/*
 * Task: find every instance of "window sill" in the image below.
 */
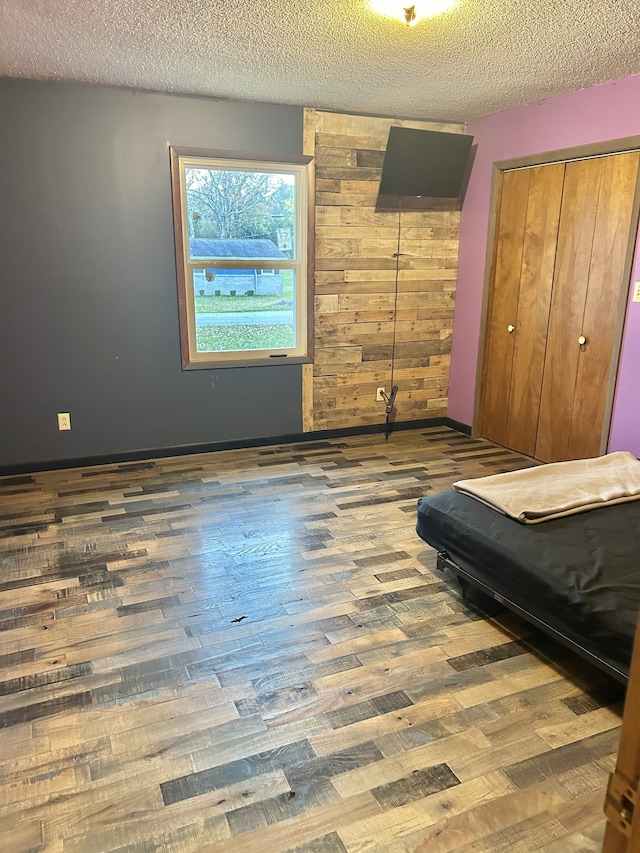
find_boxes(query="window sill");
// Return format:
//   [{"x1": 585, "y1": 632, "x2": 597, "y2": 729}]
[{"x1": 182, "y1": 355, "x2": 313, "y2": 370}]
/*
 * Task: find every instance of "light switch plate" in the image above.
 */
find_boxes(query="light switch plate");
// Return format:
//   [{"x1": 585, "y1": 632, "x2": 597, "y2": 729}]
[{"x1": 634, "y1": 282, "x2": 640, "y2": 303}]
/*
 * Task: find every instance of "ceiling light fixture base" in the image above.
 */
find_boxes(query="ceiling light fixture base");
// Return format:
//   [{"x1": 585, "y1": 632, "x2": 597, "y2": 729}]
[
  {"x1": 403, "y1": 5, "x2": 417, "y2": 25},
  {"x1": 370, "y1": 0, "x2": 456, "y2": 26}
]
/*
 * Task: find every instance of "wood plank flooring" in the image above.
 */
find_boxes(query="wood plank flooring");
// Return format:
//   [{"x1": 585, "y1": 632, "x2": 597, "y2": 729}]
[{"x1": 0, "y1": 427, "x2": 623, "y2": 852}]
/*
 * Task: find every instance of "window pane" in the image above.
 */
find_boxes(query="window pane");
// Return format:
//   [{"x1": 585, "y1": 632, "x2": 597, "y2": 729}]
[
  {"x1": 171, "y1": 148, "x2": 309, "y2": 367},
  {"x1": 192, "y1": 269, "x2": 296, "y2": 353},
  {"x1": 185, "y1": 167, "x2": 296, "y2": 261}
]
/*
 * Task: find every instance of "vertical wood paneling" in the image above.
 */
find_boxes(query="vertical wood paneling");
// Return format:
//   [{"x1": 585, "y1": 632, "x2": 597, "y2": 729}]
[
  {"x1": 309, "y1": 110, "x2": 466, "y2": 431},
  {"x1": 603, "y1": 614, "x2": 640, "y2": 852},
  {"x1": 506, "y1": 163, "x2": 564, "y2": 457},
  {"x1": 535, "y1": 158, "x2": 603, "y2": 462},
  {"x1": 479, "y1": 169, "x2": 531, "y2": 448},
  {"x1": 481, "y1": 150, "x2": 640, "y2": 464},
  {"x1": 568, "y1": 151, "x2": 640, "y2": 459}
]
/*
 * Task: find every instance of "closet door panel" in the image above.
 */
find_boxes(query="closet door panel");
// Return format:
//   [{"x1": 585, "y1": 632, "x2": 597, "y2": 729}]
[
  {"x1": 568, "y1": 151, "x2": 640, "y2": 459},
  {"x1": 505, "y1": 163, "x2": 564, "y2": 457},
  {"x1": 480, "y1": 168, "x2": 531, "y2": 448},
  {"x1": 535, "y1": 158, "x2": 603, "y2": 463}
]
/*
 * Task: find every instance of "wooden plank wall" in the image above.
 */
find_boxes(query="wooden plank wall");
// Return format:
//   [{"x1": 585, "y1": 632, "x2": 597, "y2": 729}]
[{"x1": 304, "y1": 109, "x2": 466, "y2": 432}]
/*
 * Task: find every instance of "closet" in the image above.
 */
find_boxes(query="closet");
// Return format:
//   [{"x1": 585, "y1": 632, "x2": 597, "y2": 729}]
[{"x1": 478, "y1": 149, "x2": 640, "y2": 463}]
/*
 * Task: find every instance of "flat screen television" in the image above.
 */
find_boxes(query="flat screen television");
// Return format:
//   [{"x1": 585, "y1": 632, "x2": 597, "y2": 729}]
[{"x1": 377, "y1": 126, "x2": 474, "y2": 209}]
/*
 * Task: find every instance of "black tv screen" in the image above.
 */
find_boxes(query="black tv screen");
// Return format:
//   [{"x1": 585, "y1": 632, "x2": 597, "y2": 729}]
[{"x1": 378, "y1": 126, "x2": 474, "y2": 200}]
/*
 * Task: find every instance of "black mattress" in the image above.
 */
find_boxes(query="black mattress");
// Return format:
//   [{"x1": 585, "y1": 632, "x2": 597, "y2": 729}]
[{"x1": 416, "y1": 490, "x2": 640, "y2": 679}]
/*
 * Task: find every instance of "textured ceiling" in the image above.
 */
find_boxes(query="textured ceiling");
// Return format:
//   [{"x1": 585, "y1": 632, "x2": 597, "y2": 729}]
[{"x1": 1, "y1": 0, "x2": 640, "y2": 121}]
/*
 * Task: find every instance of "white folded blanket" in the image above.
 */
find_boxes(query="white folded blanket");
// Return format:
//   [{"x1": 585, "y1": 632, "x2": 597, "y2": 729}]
[{"x1": 453, "y1": 451, "x2": 640, "y2": 524}]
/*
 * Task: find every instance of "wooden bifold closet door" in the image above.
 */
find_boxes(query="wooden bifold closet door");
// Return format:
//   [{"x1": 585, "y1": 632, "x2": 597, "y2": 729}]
[{"x1": 479, "y1": 150, "x2": 640, "y2": 463}]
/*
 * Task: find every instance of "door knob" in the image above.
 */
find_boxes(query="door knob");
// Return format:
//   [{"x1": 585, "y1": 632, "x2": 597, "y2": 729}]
[
  {"x1": 507, "y1": 324, "x2": 515, "y2": 333},
  {"x1": 578, "y1": 335, "x2": 586, "y2": 346}
]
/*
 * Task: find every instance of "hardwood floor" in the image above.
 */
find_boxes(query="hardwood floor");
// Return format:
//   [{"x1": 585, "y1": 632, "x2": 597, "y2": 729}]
[{"x1": 0, "y1": 427, "x2": 623, "y2": 852}]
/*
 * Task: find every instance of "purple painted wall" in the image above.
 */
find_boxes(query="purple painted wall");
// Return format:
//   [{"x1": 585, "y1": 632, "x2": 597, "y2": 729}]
[{"x1": 449, "y1": 73, "x2": 640, "y2": 455}]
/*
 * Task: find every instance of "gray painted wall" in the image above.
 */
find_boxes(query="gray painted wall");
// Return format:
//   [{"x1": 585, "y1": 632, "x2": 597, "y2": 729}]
[{"x1": 0, "y1": 79, "x2": 305, "y2": 470}]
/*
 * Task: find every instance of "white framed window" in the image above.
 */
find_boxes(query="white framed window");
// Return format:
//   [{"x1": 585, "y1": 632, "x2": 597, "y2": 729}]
[{"x1": 170, "y1": 147, "x2": 312, "y2": 369}]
